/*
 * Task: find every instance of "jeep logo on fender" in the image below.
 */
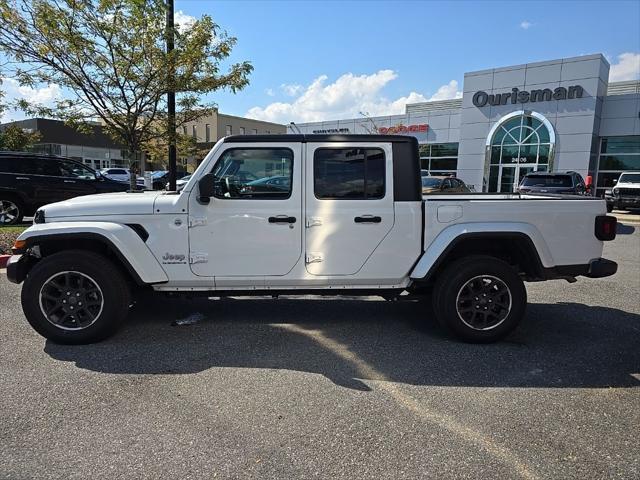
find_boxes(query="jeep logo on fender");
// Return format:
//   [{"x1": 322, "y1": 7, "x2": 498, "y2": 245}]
[
  {"x1": 162, "y1": 253, "x2": 186, "y2": 264},
  {"x1": 472, "y1": 85, "x2": 584, "y2": 107}
]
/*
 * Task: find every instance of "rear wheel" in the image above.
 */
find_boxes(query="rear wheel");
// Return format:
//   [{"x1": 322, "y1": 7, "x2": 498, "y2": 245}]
[
  {"x1": 21, "y1": 250, "x2": 131, "y2": 344},
  {"x1": 433, "y1": 255, "x2": 526, "y2": 343},
  {"x1": 0, "y1": 198, "x2": 24, "y2": 225}
]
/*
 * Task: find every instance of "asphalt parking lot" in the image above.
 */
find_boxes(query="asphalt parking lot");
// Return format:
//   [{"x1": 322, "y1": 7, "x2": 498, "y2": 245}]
[{"x1": 1, "y1": 225, "x2": 639, "y2": 479}]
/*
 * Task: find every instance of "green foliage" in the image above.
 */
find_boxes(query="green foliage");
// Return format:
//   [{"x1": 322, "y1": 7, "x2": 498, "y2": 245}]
[
  {"x1": 0, "y1": 124, "x2": 41, "y2": 151},
  {"x1": 0, "y1": 0, "x2": 252, "y2": 160},
  {"x1": 145, "y1": 133, "x2": 198, "y2": 168}
]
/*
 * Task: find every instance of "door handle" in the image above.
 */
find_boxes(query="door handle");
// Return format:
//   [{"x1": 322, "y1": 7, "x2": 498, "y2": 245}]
[
  {"x1": 354, "y1": 215, "x2": 382, "y2": 223},
  {"x1": 15, "y1": 176, "x2": 30, "y2": 180},
  {"x1": 268, "y1": 215, "x2": 296, "y2": 224},
  {"x1": 64, "y1": 180, "x2": 76, "y2": 183}
]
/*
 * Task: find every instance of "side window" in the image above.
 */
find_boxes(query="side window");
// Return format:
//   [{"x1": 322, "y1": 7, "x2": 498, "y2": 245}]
[
  {"x1": 442, "y1": 179, "x2": 452, "y2": 190},
  {"x1": 210, "y1": 148, "x2": 293, "y2": 199},
  {"x1": 0, "y1": 158, "x2": 17, "y2": 173},
  {"x1": 34, "y1": 159, "x2": 62, "y2": 177},
  {"x1": 59, "y1": 160, "x2": 96, "y2": 180},
  {"x1": 314, "y1": 148, "x2": 385, "y2": 200}
]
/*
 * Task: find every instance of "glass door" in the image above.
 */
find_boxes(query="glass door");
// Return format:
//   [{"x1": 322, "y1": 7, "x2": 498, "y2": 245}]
[
  {"x1": 498, "y1": 165, "x2": 543, "y2": 192},
  {"x1": 498, "y1": 165, "x2": 517, "y2": 192}
]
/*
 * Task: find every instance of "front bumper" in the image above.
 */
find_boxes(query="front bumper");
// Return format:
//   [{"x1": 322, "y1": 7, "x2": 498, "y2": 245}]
[
  {"x1": 613, "y1": 196, "x2": 640, "y2": 208},
  {"x1": 6, "y1": 255, "x2": 31, "y2": 284}
]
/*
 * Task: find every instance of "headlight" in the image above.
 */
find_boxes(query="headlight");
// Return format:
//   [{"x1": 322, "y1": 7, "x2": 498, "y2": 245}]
[{"x1": 33, "y1": 209, "x2": 46, "y2": 224}]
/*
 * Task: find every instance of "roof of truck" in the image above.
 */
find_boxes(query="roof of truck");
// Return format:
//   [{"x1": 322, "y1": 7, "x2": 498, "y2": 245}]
[{"x1": 223, "y1": 134, "x2": 419, "y2": 144}]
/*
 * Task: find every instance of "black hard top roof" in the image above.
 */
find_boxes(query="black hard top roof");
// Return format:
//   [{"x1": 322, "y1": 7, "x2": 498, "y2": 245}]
[{"x1": 223, "y1": 134, "x2": 419, "y2": 144}]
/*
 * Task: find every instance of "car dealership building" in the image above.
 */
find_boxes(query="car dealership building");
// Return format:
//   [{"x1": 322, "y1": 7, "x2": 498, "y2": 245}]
[{"x1": 288, "y1": 54, "x2": 640, "y2": 195}]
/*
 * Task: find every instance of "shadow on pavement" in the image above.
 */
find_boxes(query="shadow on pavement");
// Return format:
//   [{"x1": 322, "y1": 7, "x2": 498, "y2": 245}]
[
  {"x1": 44, "y1": 295, "x2": 640, "y2": 390},
  {"x1": 616, "y1": 223, "x2": 636, "y2": 235}
]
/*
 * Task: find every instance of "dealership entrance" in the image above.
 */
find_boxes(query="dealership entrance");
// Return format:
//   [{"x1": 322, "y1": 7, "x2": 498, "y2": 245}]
[{"x1": 486, "y1": 111, "x2": 555, "y2": 192}]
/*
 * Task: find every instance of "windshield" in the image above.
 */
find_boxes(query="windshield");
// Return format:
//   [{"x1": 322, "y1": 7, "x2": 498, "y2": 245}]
[
  {"x1": 422, "y1": 177, "x2": 442, "y2": 187},
  {"x1": 521, "y1": 175, "x2": 572, "y2": 187},
  {"x1": 618, "y1": 173, "x2": 640, "y2": 184},
  {"x1": 152, "y1": 171, "x2": 167, "y2": 179}
]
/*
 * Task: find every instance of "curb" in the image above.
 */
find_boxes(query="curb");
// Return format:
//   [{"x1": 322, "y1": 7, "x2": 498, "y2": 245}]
[{"x1": 0, "y1": 255, "x2": 10, "y2": 269}]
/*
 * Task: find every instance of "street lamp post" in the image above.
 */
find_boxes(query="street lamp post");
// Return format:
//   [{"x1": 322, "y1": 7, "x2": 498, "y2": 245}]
[{"x1": 166, "y1": 0, "x2": 177, "y2": 191}]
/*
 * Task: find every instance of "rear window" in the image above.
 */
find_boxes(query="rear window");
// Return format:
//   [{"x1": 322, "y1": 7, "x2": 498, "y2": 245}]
[
  {"x1": 314, "y1": 148, "x2": 385, "y2": 200},
  {"x1": 521, "y1": 175, "x2": 572, "y2": 187}
]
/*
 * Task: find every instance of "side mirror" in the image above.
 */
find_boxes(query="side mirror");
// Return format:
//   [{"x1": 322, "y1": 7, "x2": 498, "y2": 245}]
[
  {"x1": 198, "y1": 173, "x2": 216, "y2": 203},
  {"x1": 613, "y1": 179, "x2": 618, "y2": 184}
]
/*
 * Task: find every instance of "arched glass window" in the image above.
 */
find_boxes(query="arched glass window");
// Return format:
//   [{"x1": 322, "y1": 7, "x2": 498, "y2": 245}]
[{"x1": 485, "y1": 111, "x2": 555, "y2": 192}]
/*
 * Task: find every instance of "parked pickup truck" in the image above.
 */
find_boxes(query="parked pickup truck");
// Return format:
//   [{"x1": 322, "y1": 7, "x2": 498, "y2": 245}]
[{"x1": 7, "y1": 135, "x2": 618, "y2": 344}]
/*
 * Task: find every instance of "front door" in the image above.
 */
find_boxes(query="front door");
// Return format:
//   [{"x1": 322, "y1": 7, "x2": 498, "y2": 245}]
[
  {"x1": 305, "y1": 143, "x2": 394, "y2": 276},
  {"x1": 188, "y1": 143, "x2": 303, "y2": 277}
]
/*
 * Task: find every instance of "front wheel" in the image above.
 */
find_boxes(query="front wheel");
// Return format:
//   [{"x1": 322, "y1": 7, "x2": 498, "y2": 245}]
[
  {"x1": 433, "y1": 255, "x2": 526, "y2": 343},
  {"x1": 21, "y1": 250, "x2": 131, "y2": 344}
]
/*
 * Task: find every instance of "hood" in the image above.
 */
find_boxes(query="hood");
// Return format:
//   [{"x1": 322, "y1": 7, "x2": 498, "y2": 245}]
[
  {"x1": 41, "y1": 191, "x2": 164, "y2": 219},
  {"x1": 614, "y1": 183, "x2": 640, "y2": 189}
]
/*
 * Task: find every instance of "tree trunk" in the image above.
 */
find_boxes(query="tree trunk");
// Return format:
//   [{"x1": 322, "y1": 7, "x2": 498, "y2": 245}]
[{"x1": 128, "y1": 150, "x2": 137, "y2": 191}]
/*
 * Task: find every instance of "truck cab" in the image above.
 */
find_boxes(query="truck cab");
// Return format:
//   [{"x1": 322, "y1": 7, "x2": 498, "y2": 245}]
[{"x1": 7, "y1": 135, "x2": 618, "y2": 345}]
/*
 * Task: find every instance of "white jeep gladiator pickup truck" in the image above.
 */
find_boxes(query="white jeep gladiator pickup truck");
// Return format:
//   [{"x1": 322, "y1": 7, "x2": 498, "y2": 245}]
[{"x1": 7, "y1": 134, "x2": 618, "y2": 344}]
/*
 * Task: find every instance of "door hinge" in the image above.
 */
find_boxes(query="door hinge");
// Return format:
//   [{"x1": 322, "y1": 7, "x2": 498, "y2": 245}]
[
  {"x1": 189, "y1": 253, "x2": 209, "y2": 264},
  {"x1": 306, "y1": 216, "x2": 323, "y2": 228},
  {"x1": 189, "y1": 217, "x2": 207, "y2": 228},
  {"x1": 305, "y1": 252, "x2": 323, "y2": 264}
]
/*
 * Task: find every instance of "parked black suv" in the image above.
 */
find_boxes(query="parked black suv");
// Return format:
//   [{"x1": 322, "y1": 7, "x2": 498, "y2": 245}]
[
  {"x1": 517, "y1": 171, "x2": 589, "y2": 195},
  {"x1": 0, "y1": 152, "x2": 129, "y2": 225}
]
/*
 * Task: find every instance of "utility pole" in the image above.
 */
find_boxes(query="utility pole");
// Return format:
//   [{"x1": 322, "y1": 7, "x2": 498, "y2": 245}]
[{"x1": 166, "y1": 0, "x2": 177, "y2": 190}]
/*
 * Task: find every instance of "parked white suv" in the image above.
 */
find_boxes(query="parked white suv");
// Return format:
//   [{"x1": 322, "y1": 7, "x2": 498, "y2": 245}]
[
  {"x1": 7, "y1": 135, "x2": 617, "y2": 344},
  {"x1": 604, "y1": 171, "x2": 640, "y2": 212}
]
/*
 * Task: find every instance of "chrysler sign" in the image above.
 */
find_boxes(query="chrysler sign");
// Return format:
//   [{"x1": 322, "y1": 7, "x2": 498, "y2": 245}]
[{"x1": 472, "y1": 85, "x2": 584, "y2": 107}]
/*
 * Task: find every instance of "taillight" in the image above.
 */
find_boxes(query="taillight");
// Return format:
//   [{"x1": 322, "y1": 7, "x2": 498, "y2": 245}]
[{"x1": 595, "y1": 215, "x2": 617, "y2": 241}]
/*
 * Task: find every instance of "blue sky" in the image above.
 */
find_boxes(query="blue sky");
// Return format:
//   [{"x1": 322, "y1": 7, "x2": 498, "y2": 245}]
[{"x1": 2, "y1": 0, "x2": 640, "y2": 124}]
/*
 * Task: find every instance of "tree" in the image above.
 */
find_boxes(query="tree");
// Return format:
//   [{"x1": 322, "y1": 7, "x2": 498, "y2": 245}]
[
  {"x1": 0, "y1": 124, "x2": 41, "y2": 151},
  {"x1": 0, "y1": 0, "x2": 252, "y2": 188},
  {"x1": 144, "y1": 132, "x2": 198, "y2": 171}
]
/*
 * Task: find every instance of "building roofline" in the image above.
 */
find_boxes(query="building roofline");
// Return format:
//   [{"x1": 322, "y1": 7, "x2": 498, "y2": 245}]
[{"x1": 217, "y1": 112, "x2": 287, "y2": 127}]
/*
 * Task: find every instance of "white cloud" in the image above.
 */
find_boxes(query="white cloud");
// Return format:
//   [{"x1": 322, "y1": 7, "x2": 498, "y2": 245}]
[
  {"x1": 265, "y1": 88, "x2": 275, "y2": 97},
  {"x1": 280, "y1": 83, "x2": 303, "y2": 96},
  {"x1": 247, "y1": 70, "x2": 460, "y2": 123},
  {"x1": 609, "y1": 52, "x2": 640, "y2": 82},
  {"x1": 520, "y1": 20, "x2": 532, "y2": 29},
  {"x1": 1, "y1": 77, "x2": 63, "y2": 123},
  {"x1": 174, "y1": 10, "x2": 196, "y2": 33},
  {"x1": 428, "y1": 80, "x2": 462, "y2": 101}
]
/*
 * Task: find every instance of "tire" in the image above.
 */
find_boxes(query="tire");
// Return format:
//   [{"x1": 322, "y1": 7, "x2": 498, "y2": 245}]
[
  {"x1": 0, "y1": 197, "x2": 24, "y2": 225},
  {"x1": 606, "y1": 204, "x2": 613, "y2": 213},
  {"x1": 432, "y1": 255, "x2": 526, "y2": 343},
  {"x1": 21, "y1": 250, "x2": 131, "y2": 344}
]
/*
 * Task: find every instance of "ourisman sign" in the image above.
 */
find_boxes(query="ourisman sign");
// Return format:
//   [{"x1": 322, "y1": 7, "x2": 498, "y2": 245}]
[{"x1": 472, "y1": 85, "x2": 584, "y2": 107}]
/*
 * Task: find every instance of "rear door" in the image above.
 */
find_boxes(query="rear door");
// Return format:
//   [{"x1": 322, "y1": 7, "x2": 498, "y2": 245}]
[{"x1": 305, "y1": 142, "x2": 394, "y2": 276}]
